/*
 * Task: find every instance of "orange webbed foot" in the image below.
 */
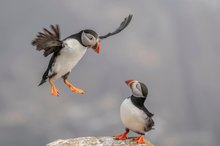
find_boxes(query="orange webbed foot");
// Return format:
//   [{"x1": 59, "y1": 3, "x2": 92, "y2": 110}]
[
  {"x1": 114, "y1": 134, "x2": 128, "y2": 140},
  {"x1": 51, "y1": 86, "x2": 59, "y2": 96},
  {"x1": 69, "y1": 86, "x2": 85, "y2": 94},
  {"x1": 133, "y1": 135, "x2": 145, "y2": 144},
  {"x1": 114, "y1": 131, "x2": 129, "y2": 140},
  {"x1": 49, "y1": 79, "x2": 59, "y2": 96},
  {"x1": 64, "y1": 80, "x2": 85, "y2": 94}
]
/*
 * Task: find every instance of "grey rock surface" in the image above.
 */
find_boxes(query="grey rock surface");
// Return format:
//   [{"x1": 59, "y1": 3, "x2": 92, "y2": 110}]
[{"x1": 46, "y1": 136, "x2": 154, "y2": 146}]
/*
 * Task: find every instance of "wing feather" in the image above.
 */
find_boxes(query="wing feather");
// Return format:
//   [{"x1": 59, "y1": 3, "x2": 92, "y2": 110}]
[
  {"x1": 99, "y1": 14, "x2": 133, "y2": 39},
  {"x1": 32, "y1": 24, "x2": 62, "y2": 57}
]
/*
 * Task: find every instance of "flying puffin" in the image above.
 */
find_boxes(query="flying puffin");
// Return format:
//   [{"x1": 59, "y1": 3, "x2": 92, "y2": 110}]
[
  {"x1": 114, "y1": 80, "x2": 154, "y2": 144},
  {"x1": 32, "y1": 15, "x2": 132, "y2": 96}
]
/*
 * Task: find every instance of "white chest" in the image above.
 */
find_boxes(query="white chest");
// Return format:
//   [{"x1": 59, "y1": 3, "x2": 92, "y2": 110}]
[
  {"x1": 51, "y1": 39, "x2": 87, "y2": 79},
  {"x1": 120, "y1": 98, "x2": 147, "y2": 134}
]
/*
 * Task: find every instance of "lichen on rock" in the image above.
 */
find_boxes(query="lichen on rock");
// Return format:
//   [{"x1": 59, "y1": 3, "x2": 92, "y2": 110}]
[{"x1": 46, "y1": 136, "x2": 154, "y2": 146}]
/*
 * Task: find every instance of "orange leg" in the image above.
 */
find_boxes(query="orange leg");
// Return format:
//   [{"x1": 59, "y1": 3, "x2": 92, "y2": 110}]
[
  {"x1": 114, "y1": 130, "x2": 129, "y2": 140},
  {"x1": 64, "y1": 79, "x2": 85, "y2": 94},
  {"x1": 133, "y1": 135, "x2": 145, "y2": 144},
  {"x1": 49, "y1": 79, "x2": 59, "y2": 96}
]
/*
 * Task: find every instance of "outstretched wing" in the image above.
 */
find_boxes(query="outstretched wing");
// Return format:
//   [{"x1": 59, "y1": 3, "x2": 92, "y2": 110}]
[
  {"x1": 99, "y1": 14, "x2": 133, "y2": 39},
  {"x1": 32, "y1": 25, "x2": 62, "y2": 57}
]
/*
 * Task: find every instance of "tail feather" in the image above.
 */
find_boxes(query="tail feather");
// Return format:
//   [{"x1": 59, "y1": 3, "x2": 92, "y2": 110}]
[
  {"x1": 38, "y1": 77, "x2": 47, "y2": 86},
  {"x1": 38, "y1": 71, "x2": 49, "y2": 86}
]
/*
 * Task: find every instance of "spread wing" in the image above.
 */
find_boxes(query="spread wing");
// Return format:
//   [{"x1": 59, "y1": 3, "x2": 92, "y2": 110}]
[
  {"x1": 32, "y1": 25, "x2": 62, "y2": 57},
  {"x1": 99, "y1": 14, "x2": 133, "y2": 39}
]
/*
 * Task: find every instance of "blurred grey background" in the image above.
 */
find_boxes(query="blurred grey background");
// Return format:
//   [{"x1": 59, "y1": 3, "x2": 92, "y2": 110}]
[{"x1": 0, "y1": 0, "x2": 220, "y2": 146}]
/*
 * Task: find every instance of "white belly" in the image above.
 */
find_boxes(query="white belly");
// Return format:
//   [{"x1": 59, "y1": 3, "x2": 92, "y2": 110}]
[
  {"x1": 120, "y1": 98, "x2": 147, "y2": 134},
  {"x1": 51, "y1": 39, "x2": 87, "y2": 79}
]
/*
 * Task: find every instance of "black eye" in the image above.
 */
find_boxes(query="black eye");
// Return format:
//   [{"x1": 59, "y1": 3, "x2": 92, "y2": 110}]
[{"x1": 89, "y1": 37, "x2": 93, "y2": 40}]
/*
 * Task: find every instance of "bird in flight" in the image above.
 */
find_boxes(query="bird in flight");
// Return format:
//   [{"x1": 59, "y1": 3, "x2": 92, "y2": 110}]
[{"x1": 32, "y1": 15, "x2": 133, "y2": 96}]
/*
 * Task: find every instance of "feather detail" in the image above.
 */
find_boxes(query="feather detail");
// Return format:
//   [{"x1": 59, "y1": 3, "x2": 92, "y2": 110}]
[
  {"x1": 32, "y1": 25, "x2": 62, "y2": 57},
  {"x1": 99, "y1": 14, "x2": 133, "y2": 39}
]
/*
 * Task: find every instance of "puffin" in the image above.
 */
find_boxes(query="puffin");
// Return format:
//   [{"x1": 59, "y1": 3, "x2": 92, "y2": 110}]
[
  {"x1": 114, "y1": 80, "x2": 154, "y2": 144},
  {"x1": 32, "y1": 15, "x2": 132, "y2": 96}
]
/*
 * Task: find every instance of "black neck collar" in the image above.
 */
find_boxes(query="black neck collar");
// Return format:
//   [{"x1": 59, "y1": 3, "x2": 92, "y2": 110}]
[{"x1": 130, "y1": 95, "x2": 146, "y2": 108}]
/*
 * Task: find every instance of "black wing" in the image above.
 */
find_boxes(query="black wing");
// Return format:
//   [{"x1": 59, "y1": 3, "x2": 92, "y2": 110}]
[
  {"x1": 99, "y1": 14, "x2": 133, "y2": 39},
  {"x1": 142, "y1": 106, "x2": 154, "y2": 117},
  {"x1": 32, "y1": 25, "x2": 62, "y2": 57}
]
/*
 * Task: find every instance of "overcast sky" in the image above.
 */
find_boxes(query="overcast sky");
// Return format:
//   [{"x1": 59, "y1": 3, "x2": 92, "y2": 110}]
[{"x1": 0, "y1": 0, "x2": 220, "y2": 146}]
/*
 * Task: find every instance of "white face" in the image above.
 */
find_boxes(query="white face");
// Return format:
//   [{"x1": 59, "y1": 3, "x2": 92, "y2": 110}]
[
  {"x1": 81, "y1": 31, "x2": 97, "y2": 48},
  {"x1": 130, "y1": 81, "x2": 144, "y2": 97}
]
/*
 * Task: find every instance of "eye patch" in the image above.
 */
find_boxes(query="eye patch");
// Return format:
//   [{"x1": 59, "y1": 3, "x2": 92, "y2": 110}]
[{"x1": 136, "y1": 83, "x2": 142, "y2": 93}]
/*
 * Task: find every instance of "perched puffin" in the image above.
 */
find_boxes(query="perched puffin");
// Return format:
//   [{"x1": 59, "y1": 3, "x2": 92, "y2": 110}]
[
  {"x1": 114, "y1": 80, "x2": 154, "y2": 144},
  {"x1": 32, "y1": 15, "x2": 132, "y2": 96}
]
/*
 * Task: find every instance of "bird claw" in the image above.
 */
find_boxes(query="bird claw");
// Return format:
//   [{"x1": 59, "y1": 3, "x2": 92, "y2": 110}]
[
  {"x1": 64, "y1": 80, "x2": 85, "y2": 94},
  {"x1": 114, "y1": 134, "x2": 128, "y2": 140},
  {"x1": 51, "y1": 86, "x2": 59, "y2": 96},
  {"x1": 133, "y1": 136, "x2": 145, "y2": 144},
  {"x1": 70, "y1": 87, "x2": 85, "y2": 94}
]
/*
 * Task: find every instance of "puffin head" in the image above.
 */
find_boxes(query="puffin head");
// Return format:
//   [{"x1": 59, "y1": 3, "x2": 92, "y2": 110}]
[
  {"x1": 81, "y1": 29, "x2": 101, "y2": 54},
  {"x1": 125, "y1": 80, "x2": 148, "y2": 98}
]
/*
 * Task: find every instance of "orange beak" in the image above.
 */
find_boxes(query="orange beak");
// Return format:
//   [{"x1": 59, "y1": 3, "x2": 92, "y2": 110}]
[
  {"x1": 95, "y1": 40, "x2": 101, "y2": 54},
  {"x1": 125, "y1": 80, "x2": 136, "y2": 88}
]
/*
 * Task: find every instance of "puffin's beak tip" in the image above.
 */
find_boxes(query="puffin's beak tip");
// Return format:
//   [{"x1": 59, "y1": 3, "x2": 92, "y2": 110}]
[{"x1": 95, "y1": 41, "x2": 101, "y2": 54}]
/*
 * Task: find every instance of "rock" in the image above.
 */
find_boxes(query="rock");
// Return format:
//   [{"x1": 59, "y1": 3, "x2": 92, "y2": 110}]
[{"x1": 46, "y1": 136, "x2": 154, "y2": 146}]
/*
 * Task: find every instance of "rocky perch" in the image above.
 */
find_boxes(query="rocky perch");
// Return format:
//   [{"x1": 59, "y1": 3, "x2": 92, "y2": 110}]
[{"x1": 47, "y1": 136, "x2": 154, "y2": 146}]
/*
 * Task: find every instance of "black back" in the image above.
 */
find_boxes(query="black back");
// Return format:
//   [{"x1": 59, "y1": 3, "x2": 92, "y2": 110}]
[{"x1": 130, "y1": 95, "x2": 154, "y2": 117}]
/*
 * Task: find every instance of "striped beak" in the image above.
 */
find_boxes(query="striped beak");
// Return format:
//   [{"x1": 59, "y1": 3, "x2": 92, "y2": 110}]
[
  {"x1": 92, "y1": 40, "x2": 101, "y2": 54},
  {"x1": 125, "y1": 80, "x2": 136, "y2": 88}
]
